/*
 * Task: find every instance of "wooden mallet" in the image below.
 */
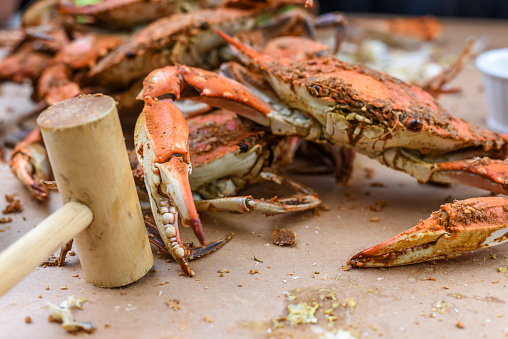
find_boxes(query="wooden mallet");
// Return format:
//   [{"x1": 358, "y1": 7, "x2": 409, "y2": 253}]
[{"x1": 0, "y1": 94, "x2": 153, "y2": 296}]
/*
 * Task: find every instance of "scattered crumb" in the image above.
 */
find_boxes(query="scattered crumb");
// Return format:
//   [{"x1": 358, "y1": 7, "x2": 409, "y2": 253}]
[
  {"x1": 370, "y1": 182, "x2": 385, "y2": 187},
  {"x1": 250, "y1": 269, "x2": 260, "y2": 275},
  {"x1": 3, "y1": 194, "x2": 22, "y2": 214},
  {"x1": 60, "y1": 286, "x2": 68, "y2": 290},
  {"x1": 218, "y1": 268, "x2": 229, "y2": 275},
  {"x1": 368, "y1": 217, "x2": 380, "y2": 222},
  {"x1": 25, "y1": 316, "x2": 32, "y2": 324},
  {"x1": 204, "y1": 316, "x2": 213, "y2": 323},
  {"x1": 443, "y1": 285, "x2": 450, "y2": 289},
  {"x1": 166, "y1": 298, "x2": 181, "y2": 311},
  {"x1": 364, "y1": 168, "x2": 375, "y2": 179},
  {"x1": 45, "y1": 285, "x2": 49, "y2": 290},
  {"x1": 456, "y1": 320, "x2": 465, "y2": 329},
  {"x1": 0, "y1": 217, "x2": 12, "y2": 223},
  {"x1": 253, "y1": 255, "x2": 263, "y2": 262},
  {"x1": 273, "y1": 229, "x2": 296, "y2": 246},
  {"x1": 345, "y1": 192, "x2": 356, "y2": 201},
  {"x1": 368, "y1": 200, "x2": 386, "y2": 212},
  {"x1": 318, "y1": 204, "x2": 330, "y2": 211},
  {"x1": 105, "y1": 323, "x2": 111, "y2": 328},
  {"x1": 238, "y1": 284, "x2": 243, "y2": 287}
]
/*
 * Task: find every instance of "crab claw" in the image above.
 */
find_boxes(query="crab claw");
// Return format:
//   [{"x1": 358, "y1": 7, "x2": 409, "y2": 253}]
[
  {"x1": 135, "y1": 97, "x2": 205, "y2": 276},
  {"x1": 349, "y1": 197, "x2": 508, "y2": 267},
  {"x1": 9, "y1": 128, "x2": 51, "y2": 201}
]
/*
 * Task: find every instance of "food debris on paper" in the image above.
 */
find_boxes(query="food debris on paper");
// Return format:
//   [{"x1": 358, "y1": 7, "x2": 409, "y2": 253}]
[
  {"x1": 3, "y1": 194, "x2": 22, "y2": 214},
  {"x1": 47, "y1": 296, "x2": 94, "y2": 333},
  {"x1": 286, "y1": 302, "x2": 319, "y2": 325},
  {"x1": 273, "y1": 229, "x2": 296, "y2": 246},
  {"x1": 166, "y1": 298, "x2": 182, "y2": 311}
]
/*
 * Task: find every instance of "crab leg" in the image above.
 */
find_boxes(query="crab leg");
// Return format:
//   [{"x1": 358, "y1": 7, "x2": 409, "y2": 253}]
[
  {"x1": 135, "y1": 97, "x2": 205, "y2": 276},
  {"x1": 348, "y1": 197, "x2": 508, "y2": 267},
  {"x1": 140, "y1": 64, "x2": 275, "y2": 127},
  {"x1": 381, "y1": 149, "x2": 508, "y2": 195},
  {"x1": 195, "y1": 194, "x2": 321, "y2": 214}
]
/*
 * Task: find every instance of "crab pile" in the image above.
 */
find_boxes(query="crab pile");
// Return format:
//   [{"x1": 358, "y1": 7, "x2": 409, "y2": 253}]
[{"x1": 2, "y1": 0, "x2": 507, "y2": 276}]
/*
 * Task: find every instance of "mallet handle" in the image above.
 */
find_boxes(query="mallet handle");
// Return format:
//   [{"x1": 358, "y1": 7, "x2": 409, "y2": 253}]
[{"x1": 0, "y1": 202, "x2": 93, "y2": 296}]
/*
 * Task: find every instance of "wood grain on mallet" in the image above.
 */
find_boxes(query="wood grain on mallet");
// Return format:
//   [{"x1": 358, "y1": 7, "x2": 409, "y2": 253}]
[
  {"x1": 0, "y1": 202, "x2": 92, "y2": 296},
  {"x1": 38, "y1": 94, "x2": 153, "y2": 287}
]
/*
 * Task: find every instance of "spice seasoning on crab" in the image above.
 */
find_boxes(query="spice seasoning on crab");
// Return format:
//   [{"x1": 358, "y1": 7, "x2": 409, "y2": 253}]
[
  {"x1": 348, "y1": 197, "x2": 508, "y2": 267},
  {"x1": 134, "y1": 31, "x2": 508, "y2": 268},
  {"x1": 135, "y1": 64, "x2": 323, "y2": 274},
  {"x1": 187, "y1": 110, "x2": 321, "y2": 214},
  {"x1": 215, "y1": 31, "x2": 508, "y2": 194}
]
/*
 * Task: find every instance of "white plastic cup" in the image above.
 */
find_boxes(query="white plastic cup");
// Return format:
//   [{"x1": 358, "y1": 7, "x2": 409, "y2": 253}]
[{"x1": 476, "y1": 48, "x2": 508, "y2": 134}]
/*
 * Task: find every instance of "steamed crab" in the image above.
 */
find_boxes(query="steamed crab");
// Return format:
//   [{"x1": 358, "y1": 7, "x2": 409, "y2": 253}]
[
  {"x1": 6, "y1": 0, "x2": 327, "y2": 201},
  {"x1": 135, "y1": 31, "x2": 508, "y2": 274}
]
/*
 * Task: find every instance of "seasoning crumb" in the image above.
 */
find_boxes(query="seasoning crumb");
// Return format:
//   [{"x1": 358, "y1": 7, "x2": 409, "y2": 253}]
[
  {"x1": 444, "y1": 285, "x2": 450, "y2": 289},
  {"x1": 0, "y1": 217, "x2": 12, "y2": 223},
  {"x1": 369, "y1": 217, "x2": 380, "y2": 222},
  {"x1": 238, "y1": 284, "x2": 243, "y2": 287},
  {"x1": 250, "y1": 269, "x2": 260, "y2": 275},
  {"x1": 60, "y1": 286, "x2": 68, "y2": 290},
  {"x1": 368, "y1": 200, "x2": 386, "y2": 212},
  {"x1": 38, "y1": 295, "x2": 43, "y2": 298},
  {"x1": 319, "y1": 204, "x2": 330, "y2": 211},
  {"x1": 166, "y1": 298, "x2": 181, "y2": 311},
  {"x1": 204, "y1": 316, "x2": 213, "y2": 323},
  {"x1": 273, "y1": 229, "x2": 296, "y2": 246},
  {"x1": 456, "y1": 320, "x2": 465, "y2": 329},
  {"x1": 105, "y1": 323, "x2": 111, "y2": 328},
  {"x1": 25, "y1": 316, "x2": 32, "y2": 324},
  {"x1": 3, "y1": 194, "x2": 22, "y2": 214},
  {"x1": 45, "y1": 285, "x2": 49, "y2": 290}
]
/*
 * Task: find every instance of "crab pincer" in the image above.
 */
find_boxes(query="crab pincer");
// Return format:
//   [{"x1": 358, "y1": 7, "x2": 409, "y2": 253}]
[
  {"x1": 135, "y1": 96, "x2": 205, "y2": 276},
  {"x1": 348, "y1": 197, "x2": 508, "y2": 267},
  {"x1": 136, "y1": 64, "x2": 286, "y2": 275}
]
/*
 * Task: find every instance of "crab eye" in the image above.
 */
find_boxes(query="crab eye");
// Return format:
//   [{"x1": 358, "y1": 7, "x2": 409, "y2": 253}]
[
  {"x1": 238, "y1": 141, "x2": 249, "y2": 152},
  {"x1": 125, "y1": 50, "x2": 135, "y2": 59},
  {"x1": 239, "y1": 143, "x2": 249, "y2": 152},
  {"x1": 407, "y1": 119, "x2": 423, "y2": 132}
]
